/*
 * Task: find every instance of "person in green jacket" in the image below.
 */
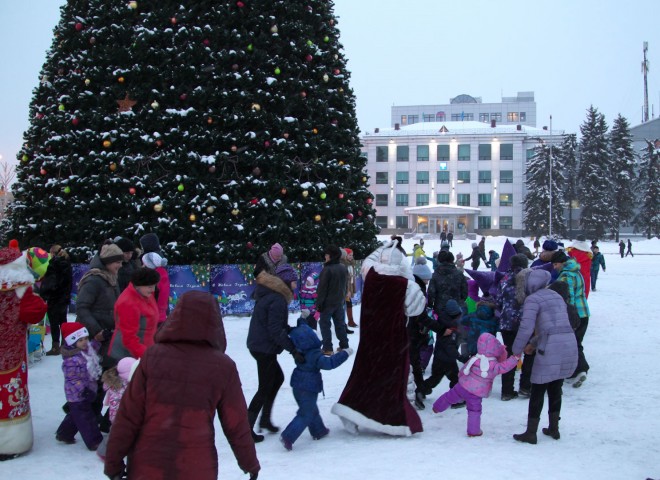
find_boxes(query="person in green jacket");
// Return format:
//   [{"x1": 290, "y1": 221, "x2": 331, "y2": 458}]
[{"x1": 590, "y1": 246, "x2": 606, "y2": 291}]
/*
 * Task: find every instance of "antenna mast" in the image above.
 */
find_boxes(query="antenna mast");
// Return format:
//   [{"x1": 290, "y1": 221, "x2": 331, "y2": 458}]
[{"x1": 643, "y1": 42, "x2": 650, "y2": 123}]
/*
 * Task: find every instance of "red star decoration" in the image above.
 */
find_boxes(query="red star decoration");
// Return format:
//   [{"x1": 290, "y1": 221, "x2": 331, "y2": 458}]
[{"x1": 117, "y1": 93, "x2": 137, "y2": 112}]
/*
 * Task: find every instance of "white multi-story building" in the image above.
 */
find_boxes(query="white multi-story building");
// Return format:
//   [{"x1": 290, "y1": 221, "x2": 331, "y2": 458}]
[
  {"x1": 391, "y1": 91, "x2": 537, "y2": 128},
  {"x1": 361, "y1": 120, "x2": 563, "y2": 237}
]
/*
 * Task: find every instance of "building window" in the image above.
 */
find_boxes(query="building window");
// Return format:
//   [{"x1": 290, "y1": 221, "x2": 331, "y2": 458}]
[
  {"x1": 396, "y1": 194, "x2": 409, "y2": 206},
  {"x1": 396, "y1": 146, "x2": 409, "y2": 162},
  {"x1": 457, "y1": 171, "x2": 471, "y2": 184},
  {"x1": 396, "y1": 171, "x2": 409, "y2": 184},
  {"x1": 437, "y1": 144, "x2": 449, "y2": 161},
  {"x1": 408, "y1": 115, "x2": 419, "y2": 124},
  {"x1": 396, "y1": 216, "x2": 408, "y2": 229},
  {"x1": 417, "y1": 171, "x2": 430, "y2": 184},
  {"x1": 376, "y1": 146, "x2": 388, "y2": 162},
  {"x1": 375, "y1": 194, "x2": 388, "y2": 206},
  {"x1": 401, "y1": 115, "x2": 407, "y2": 126},
  {"x1": 478, "y1": 216, "x2": 491, "y2": 229},
  {"x1": 526, "y1": 148, "x2": 535, "y2": 161},
  {"x1": 500, "y1": 216, "x2": 513, "y2": 229},
  {"x1": 500, "y1": 143, "x2": 513, "y2": 160},
  {"x1": 500, "y1": 193, "x2": 513, "y2": 206},
  {"x1": 507, "y1": 112, "x2": 519, "y2": 122},
  {"x1": 479, "y1": 113, "x2": 490, "y2": 122},
  {"x1": 451, "y1": 113, "x2": 474, "y2": 121},
  {"x1": 416, "y1": 194, "x2": 429, "y2": 206},
  {"x1": 376, "y1": 172, "x2": 388, "y2": 184},
  {"x1": 436, "y1": 112, "x2": 446, "y2": 121},
  {"x1": 376, "y1": 216, "x2": 388, "y2": 229},
  {"x1": 478, "y1": 193, "x2": 491, "y2": 206},
  {"x1": 491, "y1": 112, "x2": 502, "y2": 122},
  {"x1": 457, "y1": 194, "x2": 471, "y2": 206},
  {"x1": 417, "y1": 145, "x2": 429, "y2": 161},
  {"x1": 478, "y1": 171, "x2": 492, "y2": 183},
  {"x1": 437, "y1": 193, "x2": 449, "y2": 204},
  {"x1": 478, "y1": 144, "x2": 491, "y2": 160},
  {"x1": 500, "y1": 170, "x2": 513, "y2": 183},
  {"x1": 520, "y1": 112, "x2": 526, "y2": 122},
  {"x1": 437, "y1": 170, "x2": 449, "y2": 184},
  {"x1": 458, "y1": 144, "x2": 471, "y2": 161},
  {"x1": 423, "y1": 114, "x2": 435, "y2": 122}
]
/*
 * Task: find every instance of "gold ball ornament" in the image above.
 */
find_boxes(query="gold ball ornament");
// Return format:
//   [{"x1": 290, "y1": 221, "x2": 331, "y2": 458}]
[
  {"x1": 118, "y1": 76, "x2": 125, "y2": 83},
  {"x1": 207, "y1": 117, "x2": 213, "y2": 124},
  {"x1": 270, "y1": 25, "x2": 278, "y2": 33},
  {"x1": 109, "y1": 162, "x2": 117, "y2": 171},
  {"x1": 231, "y1": 208, "x2": 240, "y2": 216},
  {"x1": 154, "y1": 203, "x2": 163, "y2": 212},
  {"x1": 103, "y1": 140, "x2": 112, "y2": 148},
  {"x1": 84, "y1": 78, "x2": 91, "y2": 86},
  {"x1": 312, "y1": 128, "x2": 318, "y2": 134},
  {"x1": 189, "y1": 214, "x2": 196, "y2": 222},
  {"x1": 251, "y1": 103, "x2": 261, "y2": 111},
  {"x1": 302, "y1": 190, "x2": 309, "y2": 198},
  {"x1": 314, "y1": 214, "x2": 322, "y2": 222},
  {"x1": 338, "y1": 160, "x2": 344, "y2": 166},
  {"x1": 128, "y1": 1, "x2": 138, "y2": 9},
  {"x1": 362, "y1": 176, "x2": 367, "y2": 182},
  {"x1": 206, "y1": 206, "x2": 215, "y2": 214},
  {"x1": 322, "y1": 74, "x2": 329, "y2": 82},
  {"x1": 151, "y1": 101, "x2": 159, "y2": 109}
]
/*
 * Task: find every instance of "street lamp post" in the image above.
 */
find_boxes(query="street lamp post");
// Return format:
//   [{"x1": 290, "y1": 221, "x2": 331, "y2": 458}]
[{"x1": 549, "y1": 115, "x2": 553, "y2": 238}]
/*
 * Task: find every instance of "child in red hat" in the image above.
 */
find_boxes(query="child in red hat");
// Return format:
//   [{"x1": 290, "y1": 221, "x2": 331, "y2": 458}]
[{"x1": 55, "y1": 322, "x2": 103, "y2": 450}]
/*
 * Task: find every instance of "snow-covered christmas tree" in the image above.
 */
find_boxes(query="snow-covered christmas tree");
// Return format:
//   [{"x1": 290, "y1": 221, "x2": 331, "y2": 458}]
[
  {"x1": 5, "y1": 0, "x2": 379, "y2": 263},
  {"x1": 634, "y1": 139, "x2": 660, "y2": 239},
  {"x1": 608, "y1": 114, "x2": 636, "y2": 241}
]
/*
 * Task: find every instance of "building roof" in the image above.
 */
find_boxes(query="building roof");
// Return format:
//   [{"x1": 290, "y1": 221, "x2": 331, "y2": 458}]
[{"x1": 362, "y1": 121, "x2": 562, "y2": 138}]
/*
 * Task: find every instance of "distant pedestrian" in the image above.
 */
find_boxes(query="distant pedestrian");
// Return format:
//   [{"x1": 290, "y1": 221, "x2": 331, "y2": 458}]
[
  {"x1": 619, "y1": 240, "x2": 625, "y2": 258},
  {"x1": 447, "y1": 231, "x2": 454, "y2": 247},
  {"x1": 625, "y1": 239, "x2": 634, "y2": 257},
  {"x1": 590, "y1": 246, "x2": 606, "y2": 291}
]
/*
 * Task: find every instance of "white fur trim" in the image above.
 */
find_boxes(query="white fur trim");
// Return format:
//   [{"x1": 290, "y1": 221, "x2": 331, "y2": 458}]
[
  {"x1": 0, "y1": 411, "x2": 33, "y2": 456},
  {"x1": 463, "y1": 354, "x2": 496, "y2": 378},
  {"x1": 331, "y1": 402, "x2": 414, "y2": 437},
  {"x1": 0, "y1": 252, "x2": 35, "y2": 288},
  {"x1": 64, "y1": 327, "x2": 89, "y2": 346}
]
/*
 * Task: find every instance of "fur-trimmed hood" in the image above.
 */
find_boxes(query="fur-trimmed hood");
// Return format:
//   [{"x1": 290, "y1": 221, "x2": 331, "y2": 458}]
[
  {"x1": 102, "y1": 366, "x2": 123, "y2": 391},
  {"x1": 516, "y1": 268, "x2": 551, "y2": 304},
  {"x1": 255, "y1": 271, "x2": 294, "y2": 304}
]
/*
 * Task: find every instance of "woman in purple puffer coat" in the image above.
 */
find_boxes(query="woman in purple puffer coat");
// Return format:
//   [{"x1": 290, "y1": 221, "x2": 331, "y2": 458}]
[{"x1": 512, "y1": 269, "x2": 578, "y2": 445}]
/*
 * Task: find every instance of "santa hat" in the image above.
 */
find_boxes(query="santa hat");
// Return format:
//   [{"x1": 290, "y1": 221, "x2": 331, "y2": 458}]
[
  {"x1": 0, "y1": 248, "x2": 35, "y2": 290},
  {"x1": 61, "y1": 322, "x2": 89, "y2": 346},
  {"x1": 343, "y1": 248, "x2": 353, "y2": 256}
]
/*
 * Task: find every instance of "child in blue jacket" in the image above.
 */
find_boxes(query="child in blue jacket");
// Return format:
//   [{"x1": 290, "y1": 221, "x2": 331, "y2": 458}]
[{"x1": 280, "y1": 323, "x2": 352, "y2": 450}]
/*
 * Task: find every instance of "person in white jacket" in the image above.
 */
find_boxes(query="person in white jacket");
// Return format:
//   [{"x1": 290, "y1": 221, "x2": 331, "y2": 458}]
[{"x1": 332, "y1": 237, "x2": 426, "y2": 436}]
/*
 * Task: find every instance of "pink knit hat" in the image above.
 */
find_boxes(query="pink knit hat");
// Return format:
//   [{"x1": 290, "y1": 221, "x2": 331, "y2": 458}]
[{"x1": 269, "y1": 243, "x2": 284, "y2": 262}]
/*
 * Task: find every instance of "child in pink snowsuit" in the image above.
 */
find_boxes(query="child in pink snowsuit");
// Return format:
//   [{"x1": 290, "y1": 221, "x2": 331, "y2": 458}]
[{"x1": 432, "y1": 333, "x2": 519, "y2": 436}]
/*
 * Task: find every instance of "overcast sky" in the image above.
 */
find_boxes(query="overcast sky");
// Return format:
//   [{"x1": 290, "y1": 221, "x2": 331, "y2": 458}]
[{"x1": 1, "y1": 0, "x2": 658, "y2": 167}]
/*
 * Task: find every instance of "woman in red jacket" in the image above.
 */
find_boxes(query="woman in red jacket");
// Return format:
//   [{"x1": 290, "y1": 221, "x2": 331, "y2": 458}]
[
  {"x1": 108, "y1": 268, "x2": 160, "y2": 362},
  {"x1": 104, "y1": 291, "x2": 260, "y2": 480}
]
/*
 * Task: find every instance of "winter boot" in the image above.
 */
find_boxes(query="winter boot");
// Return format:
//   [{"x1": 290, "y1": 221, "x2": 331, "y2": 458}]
[
  {"x1": 46, "y1": 342, "x2": 60, "y2": 356},
  {"x1": 414, "y1": 391, "x2": 425, "y2": 410},
  {"x1": 542, "y1": 412, "x2": 561, "y2": 440},
  {"x1": 346, "y1": 305, "x2": 358, "y2": 328},
  {"x1": 248, "y1": 412, "x2": 264, "y2": 443},
  {"x1": 259, "y1": 417, "x2": 280, "y2": 434},
  {"x1": 513, "y1": 417, "x2": 540, "y2": 444}
]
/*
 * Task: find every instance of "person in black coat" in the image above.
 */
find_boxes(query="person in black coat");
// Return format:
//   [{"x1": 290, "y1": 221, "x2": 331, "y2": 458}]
[
  {"x1": 40, "y1": 245, "x2": 73, "y2": 356},
  {"x1": 316, "y1": 245, "x2": 349, "y2": 353},
  {"x1": 465, "y1": 242, "x2": 487, "y2": 270},
  {"x1": 626, "y1": 239, "x2": 634, "y2": 257},
  {"x1": 447, "y1": 231, "x2": 454, "y2": 247},
  {"x1": 618, "y1": 240, "x2": 625, "y2": 258}
]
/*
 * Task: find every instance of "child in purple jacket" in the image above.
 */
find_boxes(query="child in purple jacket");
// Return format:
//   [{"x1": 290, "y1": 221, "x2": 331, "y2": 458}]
[
  {"x1": 432, "y1": 333, "x2": 519, "y2": 437},
  {"x1": 55, "y1": 322, "x2": 103, "y2": 450}
]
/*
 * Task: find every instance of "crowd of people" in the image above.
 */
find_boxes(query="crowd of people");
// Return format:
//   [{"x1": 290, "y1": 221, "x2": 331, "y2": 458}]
[{"x1": 0, "y1": 231, "x2": 609, "y2": 478}]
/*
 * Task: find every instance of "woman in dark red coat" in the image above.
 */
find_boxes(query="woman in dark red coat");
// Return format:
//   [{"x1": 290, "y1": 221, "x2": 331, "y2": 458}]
[{"x1": 104, "y1": 291, "x2": 260, "y2": 480}]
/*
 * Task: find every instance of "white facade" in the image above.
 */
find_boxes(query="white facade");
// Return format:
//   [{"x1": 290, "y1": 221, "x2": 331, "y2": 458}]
[{"x1": 361, "y1": 121, "x2": 563, "y2": 236}]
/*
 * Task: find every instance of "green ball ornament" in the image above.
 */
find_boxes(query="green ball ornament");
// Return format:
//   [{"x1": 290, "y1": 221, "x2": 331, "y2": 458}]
[
  {"x1": 323, "y1": 36, "x2": 329, "y2": 42},
  {"x1": 21, "y1": 154, "x2": 29, "y2": 162},
  {"x1": 274, "y1": 67, "x2": 281, "y2": 75},
  {"x1": 58, "y1": 104, "x2": 66, "y2": 111},
  {"x1": 247, "y1": 44, "x2": 253, "y2": 52},
  {"x1": 320, "y1": 192, "x2": 327, "y2": 200},
  {"x1": 177, "y1": 183, "x2": 184, "y2": 192},
  {"x1": 63, "y1": 186, "x2": 71, "y2": 194},
  {"x1": 306, "y1": 40, "x2": 313, "y2": 46}
]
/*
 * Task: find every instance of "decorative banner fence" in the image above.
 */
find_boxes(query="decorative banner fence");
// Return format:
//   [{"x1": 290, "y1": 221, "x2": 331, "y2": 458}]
[{"x1": 70, "y1": 262, "x2": 363, "y2": 316}]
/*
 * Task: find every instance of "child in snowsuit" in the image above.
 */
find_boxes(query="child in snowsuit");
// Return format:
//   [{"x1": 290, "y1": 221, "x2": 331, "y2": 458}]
[
  {"x1": 96, "y1": 357, "x2": 137, "y2": 458},
  {"x1": 459, "y1": 302, "x2": 498, "y2": 358},
  {"x1": 432, "y1": 333, "x2": 520, "y2": 436},
  {"x1": 280, "y1": 323, "x2": 352, "y2": 450},
  {"x1": 485, "y1": 250, "x2": 500, "y2": 271},
  {"x1": 56, "y1": 322, "x2": 104, "y2": 450},
  {"x1": 299, "y1": 275, "x2": 319, "y2": 329}
]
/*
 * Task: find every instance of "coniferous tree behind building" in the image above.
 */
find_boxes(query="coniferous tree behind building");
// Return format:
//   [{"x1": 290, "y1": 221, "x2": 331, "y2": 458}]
[
  {"x1": 634, "y1": 140, "x2": 660, "y2": 239},
  {"x1": 577, "y1": 106, "x2": 614, "y2": 238},
  {"x1": 608, "y1": 114, "x2": 637, "y2": 241},
  {"x1": 557, "y1": 133, "x2": 579, "y2": 237},
  {"x1": 5, "y1": 0, "x2": 379, "y2": 263}
]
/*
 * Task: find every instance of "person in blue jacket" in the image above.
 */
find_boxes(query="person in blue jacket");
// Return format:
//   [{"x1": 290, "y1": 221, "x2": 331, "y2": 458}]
[
  {"x1": 590, "y1": 246, "x2": 606, "y2": 291},
  {"x1": 279, "y1": 323, "x2": 352, "y2": 450}
]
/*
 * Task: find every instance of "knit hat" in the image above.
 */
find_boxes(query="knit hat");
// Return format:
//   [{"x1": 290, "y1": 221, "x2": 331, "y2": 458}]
[
  {"x1": 142, "y1": 252, "x2": 167, "y2": 269},
  {"x1": 412, "y1": 260, "x2": 432, "y2": 281},
  {"x1": 269, "y1": 243, "x2": 284, "y2": 262},
  {"x1": 139, "y1": 233, "x2": 161, "y2": 254},
  {"x1": 100, "y1": 244, "x2": 124, "y2": 265},
  {"x1": 437, "y1": 250, "x2": 454, "y2": 263},
  {"x1": 61, "y1": 322, "x2": 89, "y2": 346},
  {"x1": 305, "y1": 276, "x2": 315, "y2": 287},
  {"x1": 472, "y1": 242, "x2": 478, "y2": 248},
  {"x1": 117, "y1": 357, "x2": 137, "y2": 382},
  {"x1": 114, "y1": 237, "x2": 135, "y2": 253},
  {"x1": 445, "y1": 299, "x2": 462, "y2": 317},
  {"x1": 551, "y1": 251, "x2": 569, "y2": 264},
  {"x1": 510, "y1": 253, "x2": 529, "y2": 269},
  {"x1": 131, "y1": 267, "x2": 161, "y2": 286},
  {"x1": 542, "y1": 240, "x2": 558, "y2": 252},
  {"x1": 275, "y1": 263, "x2": 298, "y2": 285},
  {"x1": 343, "y1": 248, "x2": 353, "y2": 256}
]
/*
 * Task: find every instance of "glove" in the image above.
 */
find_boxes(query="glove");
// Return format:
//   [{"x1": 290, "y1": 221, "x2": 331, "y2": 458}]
[
  {"x1": 292, "y1": 351, "x2": 305, "y2": 364},
  {"x1": 249, "y1": 473, "x2": 259, "y2": 480},
  {"x1": 102, "y1": 329, "x2": 114, "y2": 341},
  {"x1": 343, "y1": 347, "x2": 354, "y2": 357},
  {"x1": 106, "y1": 467, "x2": 127, "y2": 480}
]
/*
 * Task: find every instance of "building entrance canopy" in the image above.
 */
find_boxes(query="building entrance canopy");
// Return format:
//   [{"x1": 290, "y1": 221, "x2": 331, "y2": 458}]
[{"x1": 404, "y1": 204, "x2": 481, "y2": 235}]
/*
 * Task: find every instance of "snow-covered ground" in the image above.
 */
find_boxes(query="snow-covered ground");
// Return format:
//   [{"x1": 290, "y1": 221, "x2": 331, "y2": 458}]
[{"x1": 5, "y1": 236, "x2": 659, "y2": 480}]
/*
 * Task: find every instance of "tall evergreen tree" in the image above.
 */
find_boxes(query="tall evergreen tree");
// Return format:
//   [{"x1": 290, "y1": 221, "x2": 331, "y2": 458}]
[
  {"x1": 634, "y1": 140, "x2": 660, "y2": 238},
  {"x1": 608, "y1": 114, "x2": 637, "y2": 241},
  {"x1": 4, "y1": 0, "x2": 379, "y2": 263},
  {"x1": 557, "y1": 133, "x2": 579, "y2": 238},
  {"x1": 522, "y1": 140, "x2": 566, "y2": 236},
  {"x1": 577, "y1": 106, "x2": 613, "y2": 239}
]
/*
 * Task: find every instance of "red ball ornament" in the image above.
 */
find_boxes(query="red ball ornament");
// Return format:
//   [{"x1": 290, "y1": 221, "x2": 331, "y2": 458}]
[
  {"x1": 203, "y1": 39, "x2": 210, "y2": 46},
  {"x1": 345, "y1": 213, "x2": 354, "y2": 221},
  {"x1": 305, "y1": 54, "x2": 313, "y2": 62},
  {"x1": 129, "y1": 187, "x2": 136, "y2": 195},
  {"x1": 179, "y1": 93, "x2": 187, "y2": 101},
  {"x1": 333, "y1": 68, "x2": 341, "y2": 75},
  {"x1": 170, "y1": 17, "x2": 177, "y2": 24},
  {"x1": 338, "y1": 193, "x2": 344, "y2": 199},
  {"x1": 40, "y1": 168, "x2": 47, "y2": 175},
  {"x1": 36, "y1": 113, "x2": 44, "y2": 120},
  {"x1": 247, "y1": 241, "x2": 254, "y2": 249},
  {"x1": 232, "y1": 63, "x2": 239, "y2": 71},
  {"x1": 156, "y1": 139, "x2": 163, "y2": 147},
  {"x1": 366, "y1": 198, "x2": 373, "y2": 204},
  {"x1": 357, "y1": 210, "x2": 363, "y2": 216},
  {"x1": 208, "y1": 165, "x2": 216, "y2": 173},
  {"x1": 75, "y1": 22, "x2": 83, "y2": 31},
  {"x1": 281, "y1": 187, "x2": 287, "y2": 195},
  {"x1": 71, "y1": 118, "x2": 79, "y2": 126},
  {"x1": 283, "y1": 132, "x2": 289, "y2": 139},
  {"x1": 263, "y1": 140, "x2": 270, "y2": 148},
  {"x1": 231, "y1": 145, "x2": 238, "y2": 152},
  {"x1": 236, "y1": 0, "x2": 245, "y2": 6},
  {"x1": 300, "y1": 91, "x2": 307, "y2": 98},
  {"x1": 250, "y1": 198, "x2": 258, "y2": 205}
]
